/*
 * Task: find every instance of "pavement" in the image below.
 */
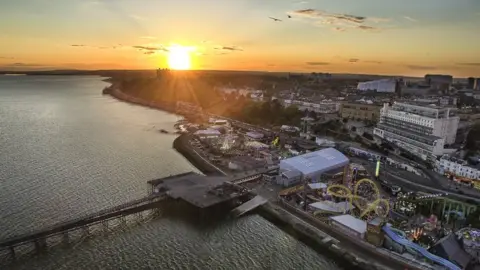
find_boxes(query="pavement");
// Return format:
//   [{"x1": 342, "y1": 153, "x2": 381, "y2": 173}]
[
  {"x1": 420, "y1": 167, "x2": 480, "y2": 198},
  {"x1": 351, "y1": 157, "x2": 480, "y2": 204}
]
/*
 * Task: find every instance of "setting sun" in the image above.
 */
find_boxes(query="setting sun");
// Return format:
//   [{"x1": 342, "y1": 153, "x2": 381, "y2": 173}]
[{"x1": 167, "y1": 45, "x2": 194, "y2": 70}]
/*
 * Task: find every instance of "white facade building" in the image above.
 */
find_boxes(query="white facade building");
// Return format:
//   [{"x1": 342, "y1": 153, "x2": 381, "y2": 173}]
[
  {"x1": 435, "y1": 155, "x2": 480, "y2": 180},
  {"x1": 357, "y1": 79, "x2": 396, "y2": 93},
  {"x1": 373, "y1": 102, "x2": 459, "y2": 161},
  {"x1": 283, "y1": 99, "x2": 340, "y2": 113}
]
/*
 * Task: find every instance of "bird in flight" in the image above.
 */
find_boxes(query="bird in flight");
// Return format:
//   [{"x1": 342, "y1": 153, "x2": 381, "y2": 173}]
[
  {"x1": 288, "y1": 15, "x2": 292, "y2": 18},
  {"x1": 269, "y1": 17, "x2": 282, "y2": 22}
]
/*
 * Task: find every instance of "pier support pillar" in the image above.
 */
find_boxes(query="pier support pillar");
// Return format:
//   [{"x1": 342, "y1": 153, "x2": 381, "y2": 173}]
[
  {"x1": 82, "y1": 226, "x2": 90, "y2": 238},
  {"x1": 154, "y1": 207, "x2": 162, "y2": 217},
  {"x1": 34, "y1": 238, "x2": 47, "y2": 253},
  {"x1": 62, "y1": 232, "x2": 70, "y2": 245},
  {"x1": 119, "y1": 216, "x2": 127, "y2": 228},
  {"x1": 102, "y1": 220, "x2": 109, "y2": 234},
  {"x1": 135, "y1": 212, "x2": 143, "y2": 223},
  {"x1": 9, "y1": 246, "x2": 15, "y2": 261}
]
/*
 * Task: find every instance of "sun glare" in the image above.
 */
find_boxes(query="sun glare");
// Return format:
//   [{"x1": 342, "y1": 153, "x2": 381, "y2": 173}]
[{"x1": 167, "y1": 45, "x2": 194, "y2": 70}]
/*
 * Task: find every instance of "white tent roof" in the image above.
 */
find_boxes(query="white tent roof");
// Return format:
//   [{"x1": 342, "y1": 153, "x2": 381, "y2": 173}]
[
  {"x1": 309, "y1": 201, "x2": 354, "y2": 213},
  {"x1": 329, "y1": 214, "x2": 366, "y2": 234},
  {"x1": 245, "y1": 141, "x2": 269, "y2": 149},
  {"x1": 280, "y1": 147, "x2": 349, "y2": 175},
  {"x1": 246, "y1": 131, "x2": 264, "y2": 139},
  {"x1": 308, "y1": 183, "x2": 327, "y2": 190},
  {"x1": 194, "y1": 129, "x2": 221, "y2": 136}
]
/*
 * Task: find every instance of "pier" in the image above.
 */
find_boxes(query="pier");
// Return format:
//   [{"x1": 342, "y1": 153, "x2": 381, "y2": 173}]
[
  {"x1": 0, "y1": 194, "x2": 165, "y2": 262},
  {"x1": 0, "y1": 169, "x2": 276, "y2": 264}
]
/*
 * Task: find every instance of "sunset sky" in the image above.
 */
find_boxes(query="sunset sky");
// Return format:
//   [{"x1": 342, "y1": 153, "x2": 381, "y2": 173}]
[{"x1": 1, "y1": 0, "x2": 479, "y2": 77}]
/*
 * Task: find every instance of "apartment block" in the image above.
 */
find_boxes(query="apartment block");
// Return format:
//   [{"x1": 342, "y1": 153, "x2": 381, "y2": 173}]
[
  {"x1": 374, "y1": 102, "x2": 459, "y2": 161},
  {"x1": 340, "y1": 102, "x2": 382, "y2": 122}
]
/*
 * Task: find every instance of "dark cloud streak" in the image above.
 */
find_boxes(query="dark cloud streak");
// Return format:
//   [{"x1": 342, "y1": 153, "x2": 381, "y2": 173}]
[
  {"x1": 214, "y1": 46, "x2": 243, "y2": 51},
  {"x1": 306, "y1": 62, "x2": 330, "y2": 66},
  {"x1": 406, "y1": 65, "x2": 436, "y2": 70},
  {"x1": 289, "y1": 8, "x2": 384, "y2": 32},
  {"x1": 132, "y1": 45, "x2": 169, "y2": 53},
  {"x1": 456, "y1": 63, "x2": 480, "y2": 66}
]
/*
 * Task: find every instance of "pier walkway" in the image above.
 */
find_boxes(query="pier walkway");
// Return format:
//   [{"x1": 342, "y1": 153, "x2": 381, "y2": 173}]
[
  {"x1": 0, "y1": 194, "x2": 165, "y2": 251},
  {"x1": 232, "y1": 195, "x2": 268, "y2": 217}
]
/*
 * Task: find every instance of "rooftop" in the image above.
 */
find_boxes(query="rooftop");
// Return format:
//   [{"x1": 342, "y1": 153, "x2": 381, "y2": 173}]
[
  {"x1": 280, "y1": 147, "x2": 349, "y2": 175},
  {"x1": 329, "y1": 214, "x2": 367, "y2": 234},
  {"x1": 149, "y1": 172, "x2": 246, "y2": 208}
]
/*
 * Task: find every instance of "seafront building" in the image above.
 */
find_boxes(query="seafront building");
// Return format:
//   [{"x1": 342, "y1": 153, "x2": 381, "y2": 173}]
[
  {"x1": 340, "y1": 102, "x2": 382, "y2": 122},
  {"x1": 283, "y1": 99, "x2": 340, "y2": 114},
  {"x1": 435, "y1": 155, "x2": 480, "y2": 181},
  {"x1": 424, "y1": 74, "x2": 453, "y2": 90},
  {"x1": 356, "y1": 79, "x2": 398, "y2": 93},
  {"x1": 373, "y1": 102, "x2": 459, "y2": 161}
]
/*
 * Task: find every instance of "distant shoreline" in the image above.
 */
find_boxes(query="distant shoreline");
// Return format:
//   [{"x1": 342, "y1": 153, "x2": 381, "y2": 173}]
[
  {"x1": 104, "y1": 85, "x2": 224, "y2": 176},
  {"x1": 104, "y1": 85, "x2": 178, "y2": 116}
]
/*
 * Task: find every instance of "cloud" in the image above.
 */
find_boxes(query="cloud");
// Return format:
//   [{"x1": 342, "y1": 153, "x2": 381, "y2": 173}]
[
  {"x1": 0, "y1": 62, "x2": 52, "y2": 70},
  {"x1": 129, "y1": 14, "x2": 147, "y2": 21},
  {"x1": 140, "y1": 36, "x2": 157, "y2": 40},
  {"x1": 349, "y1": 58, "x2": 359, "y2": 63},
  {"x1": 287, "y1": 9, "x2": 388, "y2": 32},
  {"x1": 70, "y1": 44, "x2": 119, "y2": 49},
  {"x1": 306, "y1": 61, "x2": 330, "y2": 66},
  {"x1": 456, "y1": 63, "x2": 480, "y2": 66},
  {"x1": 212, "y1": 45, "x2": 244, "y2": 55},
  {"x1": 0, "y1": 56, "x2": 15, "y2": 59},
  {"x1": 357, "y1": 25, "x2": 379, "y2": 32},
  {"x1": 291, "y1": 9, "x2": 365, "y2": 23},
  {"x1": 132, "y1": 45, "x2": 169, "y2": 53},
  {"x1": 214, "y1": 46, "x2": 243, "y2": 51},
  {"x1": 406, "y1": 65, "x2": 436, "y2": 70},
  {"x1": 404, "y1": 16, "x2": 418, "y2": 22},
  {"x1": 365, "y1": 60, "x2": 382, "y2": 64},
  {"x1": 8, "y1": 63, "x2": 45, "y2": 67},
  {"x1": 293, "y1": 1, "x2": 308, "y2": 4}
]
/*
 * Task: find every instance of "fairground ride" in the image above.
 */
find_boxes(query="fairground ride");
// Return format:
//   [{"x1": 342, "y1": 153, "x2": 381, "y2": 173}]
[{"x1": 326, "y1": 178, "x2": 390, "y2": 220}]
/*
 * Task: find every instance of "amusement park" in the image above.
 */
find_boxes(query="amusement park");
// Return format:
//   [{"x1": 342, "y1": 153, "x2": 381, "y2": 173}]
[
  {"x1": 174, "y1": 114, "x2": 480, "y2": 270},
  {"x1": 277, "y1": 152, "x2": 480, "y2": 270}
]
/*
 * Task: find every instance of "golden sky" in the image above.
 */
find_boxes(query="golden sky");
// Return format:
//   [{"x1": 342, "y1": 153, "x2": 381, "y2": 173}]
[{"x1": 1, "y1": 0, "x2": 480, "y2": 77}]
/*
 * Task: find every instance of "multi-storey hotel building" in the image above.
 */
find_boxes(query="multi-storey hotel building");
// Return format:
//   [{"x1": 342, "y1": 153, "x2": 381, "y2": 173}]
[{"x1": 374, "y1": 102, "x2": 459, "y2": 161}]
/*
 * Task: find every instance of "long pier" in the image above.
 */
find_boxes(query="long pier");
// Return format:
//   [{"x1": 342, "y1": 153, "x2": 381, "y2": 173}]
[
  {"x1": 0, "y1": 194, "x2": 166, "y2": 261},
  {"x1": 0, "y1": 168, "x2": 278, "y2": 263}
]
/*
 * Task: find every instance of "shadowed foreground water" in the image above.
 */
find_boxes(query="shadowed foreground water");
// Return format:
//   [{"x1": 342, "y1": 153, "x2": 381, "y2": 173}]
[{"x1": 0, "y1": 76, "x2": 341, "y2": 270}]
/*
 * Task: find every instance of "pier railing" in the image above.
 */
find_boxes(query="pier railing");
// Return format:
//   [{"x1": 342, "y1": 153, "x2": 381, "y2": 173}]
[{"x1": 0, "y1": 194, "x2": 166, "y2": 250}]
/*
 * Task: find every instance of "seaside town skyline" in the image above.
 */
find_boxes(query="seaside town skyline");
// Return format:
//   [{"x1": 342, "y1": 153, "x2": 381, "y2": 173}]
[{"x1": 1, "y1": 0, "x2": 479, "y2": 77}]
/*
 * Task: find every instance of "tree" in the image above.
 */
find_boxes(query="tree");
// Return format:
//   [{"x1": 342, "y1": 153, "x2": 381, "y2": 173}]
[{"x1": 465, "y1": 124, "x2": 480, "y2": 150}]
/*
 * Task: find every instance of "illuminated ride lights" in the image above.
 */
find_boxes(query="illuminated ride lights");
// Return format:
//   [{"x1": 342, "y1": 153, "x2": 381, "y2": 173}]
[{"x1": 327, "y1": 178, "x2": 390, "y2": 219}]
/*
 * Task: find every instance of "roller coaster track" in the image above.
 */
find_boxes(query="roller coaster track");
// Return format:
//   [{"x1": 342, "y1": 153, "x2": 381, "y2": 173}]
[{"x1": 327, "y1": 178, "x2": 390, "y2": 219}]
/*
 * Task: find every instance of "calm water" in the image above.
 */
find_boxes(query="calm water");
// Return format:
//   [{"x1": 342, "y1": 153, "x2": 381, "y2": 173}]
[{"x1": 0, "y1": 76, "x2": 341, "y2": 270}]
